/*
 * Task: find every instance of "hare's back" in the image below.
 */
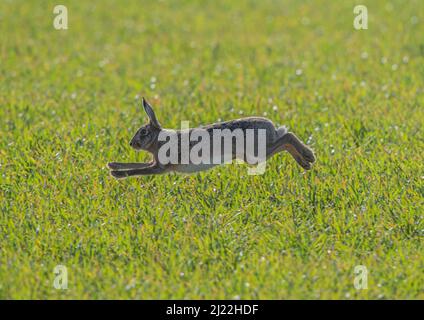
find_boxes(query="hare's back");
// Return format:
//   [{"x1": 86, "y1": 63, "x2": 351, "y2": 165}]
[{"x1": 202, "y1": 117, "x2": 277, "y2": 133}]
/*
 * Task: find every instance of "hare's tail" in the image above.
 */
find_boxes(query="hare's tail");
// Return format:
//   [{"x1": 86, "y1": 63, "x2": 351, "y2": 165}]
[{"x1": 276, "y1": 125, "x2": 288, "y2": 138}]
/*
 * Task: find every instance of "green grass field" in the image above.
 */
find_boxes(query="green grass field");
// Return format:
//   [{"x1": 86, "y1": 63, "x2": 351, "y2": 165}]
[{"x1": 0, "y1": 0, "x2": 423, "y2": 299}]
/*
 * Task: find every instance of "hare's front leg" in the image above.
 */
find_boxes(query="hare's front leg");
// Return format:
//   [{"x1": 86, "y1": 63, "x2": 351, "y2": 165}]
[
  {"x1": 108, "y1": 162, "x2": 153, "y2": 170},
  {"x1": 267, "y1": 132, "x2": 316, "y2": 170},
  {"x1": 110, "y1": 164, "x2": 167, "y2": 179}
]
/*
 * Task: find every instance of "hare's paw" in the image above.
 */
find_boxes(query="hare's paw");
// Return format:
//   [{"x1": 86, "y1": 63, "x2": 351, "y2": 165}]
[
  {"x1": 301, "y1": 146, "x2": 316, "y2": 163},
  {"x1": 110, "y1": 170, "x2": 128, "y2": 179},
  {"x1": 108, "y1": 162, "x2": 122, "y2": 170},
  {"x1": 296, "y1": 155, "x2": 312, "y2": 170}
]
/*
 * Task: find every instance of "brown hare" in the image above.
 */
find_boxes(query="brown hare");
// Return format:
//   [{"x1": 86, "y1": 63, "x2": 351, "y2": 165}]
[{"x1": 108, "y1": 98, "x2": 315, "y2": 178}]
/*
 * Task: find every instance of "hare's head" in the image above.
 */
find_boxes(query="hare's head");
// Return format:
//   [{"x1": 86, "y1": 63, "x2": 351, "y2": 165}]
[{"x1": 129, "y1": 98, "x2": 162, "y2": 151}]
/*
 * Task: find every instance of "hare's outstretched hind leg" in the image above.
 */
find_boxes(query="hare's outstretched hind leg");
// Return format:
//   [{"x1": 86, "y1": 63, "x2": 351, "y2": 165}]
[{"x1": 267, "y1": 132, "x2": 316, "y2": 170}]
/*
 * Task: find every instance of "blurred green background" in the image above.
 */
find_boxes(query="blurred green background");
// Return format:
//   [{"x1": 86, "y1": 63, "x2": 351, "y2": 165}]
[{"x1": 0, "y1": 0, "x2": 423, "y2": 299}]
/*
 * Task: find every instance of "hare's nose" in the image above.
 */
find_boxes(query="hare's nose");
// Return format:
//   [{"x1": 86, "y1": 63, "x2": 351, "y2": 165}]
[{"x1": 129, "y1": 140, "x2": 134, "y2": 147}]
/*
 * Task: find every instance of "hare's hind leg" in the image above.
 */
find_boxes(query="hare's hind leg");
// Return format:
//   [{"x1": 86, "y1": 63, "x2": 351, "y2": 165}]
[
  {"x1": 284, "y1": 133, "x2": 315, "y2": 164},
  {"x1": 267, "y1": 132, "x2": 315, "y2": 170}
]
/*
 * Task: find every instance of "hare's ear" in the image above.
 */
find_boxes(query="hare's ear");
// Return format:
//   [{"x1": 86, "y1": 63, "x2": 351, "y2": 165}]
[{"x1": 142, "y1": 97, "x2": 161, "y2": 129}]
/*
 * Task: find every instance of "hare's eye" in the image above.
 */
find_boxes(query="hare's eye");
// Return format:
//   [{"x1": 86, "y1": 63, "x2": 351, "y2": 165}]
[{"x1": 140, "y1": 129, "x2": 147, "y2": 136}]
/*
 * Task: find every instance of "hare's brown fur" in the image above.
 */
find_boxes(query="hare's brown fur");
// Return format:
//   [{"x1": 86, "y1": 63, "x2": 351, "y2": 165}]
[{"x1": 108, "y1": 98, "x2": 315, "y2": 178}]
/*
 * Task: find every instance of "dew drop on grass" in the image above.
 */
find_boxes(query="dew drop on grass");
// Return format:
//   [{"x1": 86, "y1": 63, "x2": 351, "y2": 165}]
[
  {"x1": 307, "y1": 135, "x2": 313, "y2": 144},
  {"x1": 98, "y1": 59, "x2": 109, "y2": 68},
  {"x1": 410, "y1": 16, "x2": 418, "y2": 25},
  {"x1": 301, "y1": 17, "x2": 310, "y2": 26}
]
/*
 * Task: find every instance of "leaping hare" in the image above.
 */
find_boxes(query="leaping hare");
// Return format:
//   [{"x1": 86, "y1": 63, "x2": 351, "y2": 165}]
[{"x1": 108, "y1": 98, "x2": 315, "y2": 178}]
